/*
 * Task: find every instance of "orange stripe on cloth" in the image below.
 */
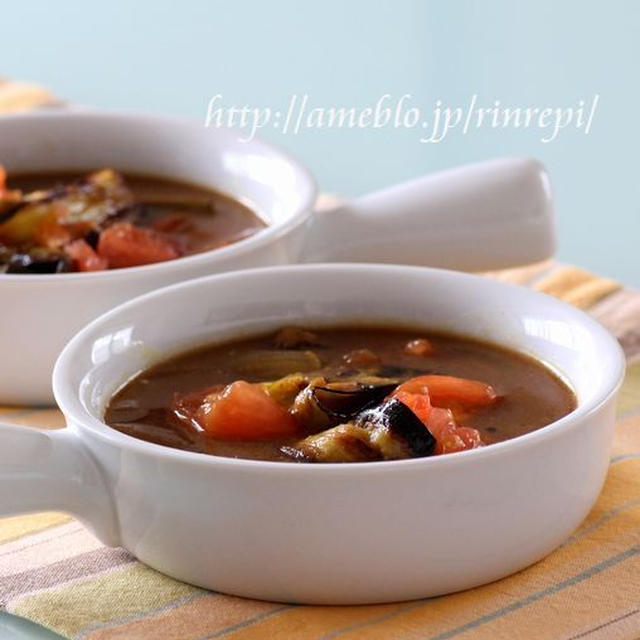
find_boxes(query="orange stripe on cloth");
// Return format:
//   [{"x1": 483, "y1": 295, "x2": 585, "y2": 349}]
[
  {"x1": 534, "y1": 266, "x2": 620, "y2": 309},
  {"x1": 0, "y1": 80, "x2": 58, "y2": 112},
  {"x1": 481, "y1": 260, "x2": 554, "y2": 286},
  {"x1": 611, "y1": 412, "x2": 640, "y2": 459},
  {"x1": 83, "y1": 594, "x2": 288, "y2": 640},
  {"x1": 216, "y1": 602, "x2": 415, "y2": 640},
  {"x1": 0, "y1": 408, "x2": 65, "y2": 429}
]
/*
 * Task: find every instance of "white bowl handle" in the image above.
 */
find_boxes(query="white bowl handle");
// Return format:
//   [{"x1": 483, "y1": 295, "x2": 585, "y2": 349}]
[
  {"x1": 303, "y1": 157, "x2": 555, "y2": 271},
  {"x1": 0, "y1": 422, "x2": 120, "y2": 545}
]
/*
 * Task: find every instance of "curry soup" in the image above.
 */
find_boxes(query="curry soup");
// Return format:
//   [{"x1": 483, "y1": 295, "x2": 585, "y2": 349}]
[
  {"x1": 105, "y1": 326, "x2": 577, "y2": 463},
  {"x1": 0, "y1": 169, "x2": 265, "y2": 273}
]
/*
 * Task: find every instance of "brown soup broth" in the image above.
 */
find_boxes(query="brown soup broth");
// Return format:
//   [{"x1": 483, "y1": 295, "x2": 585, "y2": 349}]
[{"x1": 105, "y1": 326, "x2": 577, "y2": 462}]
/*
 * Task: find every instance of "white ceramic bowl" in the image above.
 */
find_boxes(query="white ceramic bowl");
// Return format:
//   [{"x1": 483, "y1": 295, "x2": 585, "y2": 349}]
[
  {"x1": 0, "y1": 109, "x2": 555, "y2": 404},
  {"x1": 0, "y1": 265, "x2": 624, "y2": 604}
]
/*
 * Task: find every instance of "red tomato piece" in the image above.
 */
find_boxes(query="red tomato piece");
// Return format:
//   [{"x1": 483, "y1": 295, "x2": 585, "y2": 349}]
[
  {"x1": 97, "y1": 222, "x2": 179, "y2": 268},
  {"x1": 395, "y1": 375, "x2": 497, "y2": 410},
  {"x1": 343, "y1": 349, "x2": 381, "y2": 367},
  {"x1": 455, "y1": 427, "x2": 484, "y2": 449},
  {"x1": 64, "y1": 239, "x2": 108, "y2": 271},
  {"x1": 393, "y1": 390, "x2": 432, "y2": 424},
  {"x1": 35, "y1": 216, "x2": 72, "y2": 249},
  {"x1": 426, "y1": 406, "x2": 456, "y2": 437},
  {"x1": 194, "y1": 380, "x2": 300, "y2": 441},
  {"x1": 394, "y1": 388, "x2": 484, "y2": 454}
]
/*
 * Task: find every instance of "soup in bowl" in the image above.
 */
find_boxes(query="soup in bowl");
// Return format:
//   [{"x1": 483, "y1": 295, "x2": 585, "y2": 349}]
[
  {"x1": 0, "y1": 265, "x2": 624, "y2": 604},
  {"x1": 106, "y1": 325, "x2": 577, "y2": 463},
  {"x1": 0, "y1": 168, "x2": 265, "y2": 274}
]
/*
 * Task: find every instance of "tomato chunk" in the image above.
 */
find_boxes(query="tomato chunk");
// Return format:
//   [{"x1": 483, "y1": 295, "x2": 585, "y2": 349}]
[
  {"x1": 403, "y1": 338, "x2": 434, "y2": 357},
  {"x1": 34, "y1": 216, "x2": 72, "y2": 249},
  {"x1": 65, "y1": 239, "x2": 108, "y2": 271},
  {"x1": 455, "y1": 427, "x2": 484, "y2": 450},
  {"x1": 393, "y1": 390, "x2": 431, "y2": 424},
  {"x1": 343, "y1": 349, "x2": 381, "y2": 368},
  {"x1": 395, "y1": 375, "x2": 497, "y2": 410},
  {"x1": 97, "y1": 222, "x2": 179, "y2": 268},
  {"x1": 393, "y1": 388, "x2": 485, "y2": 454},
  {"x1": 192, "y1": 380, "x2": 300, "y2": 441}
]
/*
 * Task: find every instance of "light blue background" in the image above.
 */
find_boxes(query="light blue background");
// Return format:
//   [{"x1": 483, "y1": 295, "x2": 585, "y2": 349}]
[
  {"x1": 3, "y1": 0, "x2": 639, "y2": 286},
  {"x1": 0, "y1": 3, "x2": 638, "y2": 636}
]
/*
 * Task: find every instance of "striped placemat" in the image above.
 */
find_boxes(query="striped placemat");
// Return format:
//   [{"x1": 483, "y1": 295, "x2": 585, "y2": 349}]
[{"x1": 1, "y1": 80, "x2": 640, "y2": 639}]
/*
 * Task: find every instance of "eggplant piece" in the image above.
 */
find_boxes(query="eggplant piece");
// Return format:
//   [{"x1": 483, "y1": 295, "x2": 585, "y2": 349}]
[
  {"x1": 6, "y1": 250, "x2": 72, "y2": 274},
  {"x1": 356, "y1": 398, "x2": 436, "y2": 459},
  {"x1": 284, "y1": 398, "x2": 435, "y2": 463},
  {"x1": 0, "y1": 169, "x2": 134, "y2": 246},
  {"x1": 311, "y1": 381, "x2": 398, "y2": 420},
  {"x1": 290, "y1": 379, "x2": 334, "y2": 433},
  {"x1": 278, "y1": 445, "x2": 312, "y2": 462},
  {"x1": 285, "y1": 423, "x2": 380, "y2": 463},
  {"x1": 287, "y1": 377, "x2": 399, "y2": 433}
]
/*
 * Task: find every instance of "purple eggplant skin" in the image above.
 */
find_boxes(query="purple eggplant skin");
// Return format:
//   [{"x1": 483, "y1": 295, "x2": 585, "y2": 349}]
[
  {"x1": 356, "y1": 398, "x2": 436, "y2": 458},
  {"x1": 5, "y1": 251, "x2": 72, "y2": 274},
  {"x1": 311, "y1": 382, "x2": 399, "y2": 420}
]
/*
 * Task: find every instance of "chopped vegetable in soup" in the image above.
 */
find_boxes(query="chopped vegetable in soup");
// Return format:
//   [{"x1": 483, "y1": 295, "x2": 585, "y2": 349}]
[
  {"x1": 0, "y1": 169, "x2": 264, "y2": 273},
  {"x1": 105, "y1": 326, "x2": 577, "y2": 463}
]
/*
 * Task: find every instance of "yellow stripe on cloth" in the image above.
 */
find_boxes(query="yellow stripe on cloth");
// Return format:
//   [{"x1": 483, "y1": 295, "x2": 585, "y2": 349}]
[
  {"x1": 618, "y1": 361, "x2": 640, "y2": 418},
  {"x1": 0, "y1": 513, "x2": 72, "y2": 545},
  {"x1": 7, "y1": 563, "x2": 202, "y2": 639},
  {"x1": 481, "y1": 259, "x2": 554, "y2": 286}
]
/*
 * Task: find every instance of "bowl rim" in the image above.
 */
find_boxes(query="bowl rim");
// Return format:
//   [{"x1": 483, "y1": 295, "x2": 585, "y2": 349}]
[
  {"x1": 53, "y1": 263, "x2": 627, "y2": 474},
  {"x1": 0, "y1": 108, "x2": 318, "y2": 283}
]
